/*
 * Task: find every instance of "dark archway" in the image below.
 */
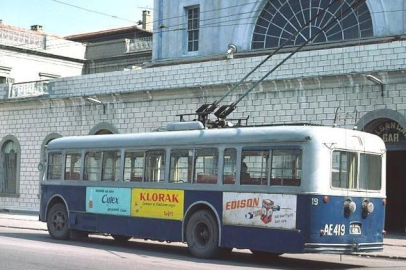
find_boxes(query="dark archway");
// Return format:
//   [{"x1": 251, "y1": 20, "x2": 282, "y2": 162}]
[{"x1": 363, "y1": 117, "x2": 406, "y2": 232}]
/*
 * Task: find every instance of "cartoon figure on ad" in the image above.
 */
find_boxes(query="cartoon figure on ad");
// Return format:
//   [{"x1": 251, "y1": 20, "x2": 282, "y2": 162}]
[
  {"x1": 244, "y1": 199, "x2": 281, "y2": 224},
  {"x1": 223, "y1": 192, "x2": 296, "y2": 229}
]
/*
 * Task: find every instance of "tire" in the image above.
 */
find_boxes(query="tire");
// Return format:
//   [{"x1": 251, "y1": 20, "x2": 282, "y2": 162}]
[
  {"x1": 186, "y1": 210, "x2": 220, "y2": 259},
  {"x1": 47, "y1": 203, "x2": 70, "y2": 240},
  {"x1": 250, "y1": 250, "x2": 283, "y2": 260},
  {"x1": 112, "y1": 234, "x2": 132, "y2": 242}
]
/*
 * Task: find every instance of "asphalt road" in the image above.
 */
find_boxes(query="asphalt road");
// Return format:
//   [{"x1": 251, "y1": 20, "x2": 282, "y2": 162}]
[{"x1": 0, "y1": 227, "x2": 405, "y2": 270}]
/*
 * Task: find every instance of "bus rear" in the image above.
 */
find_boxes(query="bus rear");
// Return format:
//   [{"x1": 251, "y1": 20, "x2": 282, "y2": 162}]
[{"x1": 303, "y1": 129, "x2": 386, "y2": 253}]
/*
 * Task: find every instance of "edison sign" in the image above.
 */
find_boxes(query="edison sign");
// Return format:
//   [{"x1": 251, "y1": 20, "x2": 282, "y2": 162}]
[{"x1": 223, "y1": 192, "x2": 297, "y2": 229}]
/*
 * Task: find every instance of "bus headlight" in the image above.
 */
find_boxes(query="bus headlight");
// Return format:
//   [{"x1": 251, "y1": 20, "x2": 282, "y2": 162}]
[
  {"x1": 362, "y1": 200, "x2": 374, "y2": 216},
  {"x1": 344, "y1": 199, "x2": 356, "y2": 216}
]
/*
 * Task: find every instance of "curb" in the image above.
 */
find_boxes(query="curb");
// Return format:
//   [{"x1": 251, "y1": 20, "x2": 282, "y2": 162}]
[
  {"x1": 0, "y1": 209, "x2": 39, "y2": 215},
  {"x1": 350, "y1": 253, "x2": 406, "y2": 261},
  {"x1": 0, "y1": 224, "x2": 47, "y2": 232}
]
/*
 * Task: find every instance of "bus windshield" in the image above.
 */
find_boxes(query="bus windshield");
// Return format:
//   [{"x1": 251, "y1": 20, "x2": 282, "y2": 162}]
[{"x1": 332, "y1": 151, "x2": 381, "y2": 191}]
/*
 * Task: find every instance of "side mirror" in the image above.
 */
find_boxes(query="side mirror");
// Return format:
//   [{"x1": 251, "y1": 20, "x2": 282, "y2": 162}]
[{"x1": 38, "y1": 162, "x2": 44, "y2": 172}]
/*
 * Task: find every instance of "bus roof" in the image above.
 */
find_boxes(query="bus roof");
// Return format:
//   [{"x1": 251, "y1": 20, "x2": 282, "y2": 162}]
[{"x1": 46, "y1": 126, "x2": 385, "y2": 152}]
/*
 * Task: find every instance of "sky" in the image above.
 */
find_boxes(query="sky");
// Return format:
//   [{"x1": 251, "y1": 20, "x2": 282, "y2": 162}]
[{"x1": 1, "y1": 0, "x2": 154, "y2": 36}]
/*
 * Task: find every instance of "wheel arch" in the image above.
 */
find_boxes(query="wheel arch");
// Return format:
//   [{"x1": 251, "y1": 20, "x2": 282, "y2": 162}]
[
  {"x1": 45, "y1": 194, "x2": 69, "y2": 221},
  {"x1": 182, "y1": 201, "x2": 222, "y2": 246}
]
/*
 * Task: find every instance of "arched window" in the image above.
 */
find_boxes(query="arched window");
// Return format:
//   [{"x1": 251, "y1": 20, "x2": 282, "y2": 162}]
[
  {"x1": 0, "y1": 136, "x2": 21, "y2": 196},
  {"x1": 95, "y1": 129, "x2": 114, "y2": 135},
  {"x1": 89, "y1": 122, "x2": 119, "y2": 135},
  {"x1": 252, "y1": 0, "x2": 373, "y2": 49}
]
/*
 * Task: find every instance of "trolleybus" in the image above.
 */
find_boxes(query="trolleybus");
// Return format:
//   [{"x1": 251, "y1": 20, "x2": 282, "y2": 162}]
[{"x1": 39, "y1": 124, "x2": 386, "y2": 258}]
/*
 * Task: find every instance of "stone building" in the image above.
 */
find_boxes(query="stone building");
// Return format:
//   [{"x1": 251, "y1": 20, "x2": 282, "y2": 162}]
[
  {"x1": 0, "y1": 0, "x2": 406, "y2": 233},
  {"x1": 65, "y1": 10, "x2": 153, "y2": 74}
]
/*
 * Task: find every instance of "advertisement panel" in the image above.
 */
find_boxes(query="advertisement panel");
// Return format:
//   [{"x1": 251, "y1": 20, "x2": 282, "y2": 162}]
[
  {"x1": 86, "y1": 187, "x2": 131, "y2": 216},
  {"x1": 223, "y1": 192, "x2": 297, "y2": 229},
  {"x1": 131, "y1": 189, "x2": 184, "y2": 220}
]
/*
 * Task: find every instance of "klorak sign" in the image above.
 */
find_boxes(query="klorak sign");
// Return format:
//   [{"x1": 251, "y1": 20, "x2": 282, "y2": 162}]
[{"x1": 131, "y1": 189, "x2": 184, "y2": 220}]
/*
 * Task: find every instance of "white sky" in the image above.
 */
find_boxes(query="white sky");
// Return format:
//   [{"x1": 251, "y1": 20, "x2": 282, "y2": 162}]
[{"x1": 1, "y1": 0, "x2": 154, "y2": 36}]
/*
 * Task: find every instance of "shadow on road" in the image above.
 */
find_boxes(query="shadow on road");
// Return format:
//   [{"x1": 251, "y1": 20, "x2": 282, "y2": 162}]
[{"x1": 0, "y1": 229, "x2": 367, "y2": 270}]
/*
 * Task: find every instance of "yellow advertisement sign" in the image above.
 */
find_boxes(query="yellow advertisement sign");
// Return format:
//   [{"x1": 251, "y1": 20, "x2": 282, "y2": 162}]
[{"x1": 131, "y1": 189, "x2": 184, "y2": 220}]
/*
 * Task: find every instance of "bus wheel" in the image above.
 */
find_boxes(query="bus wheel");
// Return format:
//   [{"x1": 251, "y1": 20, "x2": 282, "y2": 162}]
[
  {"x1": 250, "y1": 250, "x2": 283, "y2": 260},
  {"x1": 186, "y1": 210, "x2": 219, "y2": 259},
  {"x1": 47, "y1": 203, "x2": 70, "y2": 240},
  {"x1": 112, "y1": 235, "x2": 132, "y2": 242}
]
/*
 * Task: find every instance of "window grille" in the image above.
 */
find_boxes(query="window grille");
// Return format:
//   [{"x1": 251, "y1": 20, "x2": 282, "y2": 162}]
[
  {"x1": 252, "y1": 0, "x2": 373, "y2": 49},
  {"x1": 187, "y1": 6, "x2": 200, "y2": 52}
]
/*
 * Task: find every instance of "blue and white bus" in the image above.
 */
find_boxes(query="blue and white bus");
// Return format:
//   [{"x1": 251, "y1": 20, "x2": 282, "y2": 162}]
[{"x1": 39, "y1": 125, "x2": 386, "y2": 258}]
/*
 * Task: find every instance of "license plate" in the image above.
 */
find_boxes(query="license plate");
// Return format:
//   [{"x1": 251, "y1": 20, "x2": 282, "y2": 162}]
[{"x1": 350, "y1": 223, "x2": 362, "y2": 235}]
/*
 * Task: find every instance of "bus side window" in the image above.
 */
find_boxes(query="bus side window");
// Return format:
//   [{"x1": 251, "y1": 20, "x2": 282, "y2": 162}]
[
  {"x1": 102, "y1": 151, "x2": 121, "y2": 181},
  {"x1": 194, "y1": 148, "x2": 218, "y2": 184},
  {"x1": 223, "y1": 148, "x2": 236, "y2": 185},
  {"x1": 241, "y1": 150, "x2": 269, "y2": 185},
  {"x1": 271, "y1": 149, "x2": 302, "y2": 186},
  {"x1": 65, "y1": 153, "x2": 81, "y2": 180},
  {"x1": 124, "y1": 151, "x2": 145, "y2": 182},
  {"x1": 170, "y1": 149, "x2": 192, "y2": 184},
  {"x1": 47, "y1": 153, "x2": 63, "y2": 180},
  {"x1": 84, "y1": 152, "x2": 102, "y2": 181},
  {"x1": 145, "y1": 150, "x2": 166, "y2": 183}
]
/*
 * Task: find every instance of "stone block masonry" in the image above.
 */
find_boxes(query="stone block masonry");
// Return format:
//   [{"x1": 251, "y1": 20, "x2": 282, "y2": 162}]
[
  {"x1": 48, "y1": 40, "x2": 406, "y2": 99},
  {"x1": 1, "y1": 40, "x2": 406, "y2": 211}
]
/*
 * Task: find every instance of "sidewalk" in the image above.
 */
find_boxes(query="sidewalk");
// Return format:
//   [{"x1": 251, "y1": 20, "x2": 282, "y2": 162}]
[
  {"x1": 0, "y1": 211, "x2": 47, "y2": 231},
  {"x1": 0, "y1": 211, "x2": 405, "y2": 260}
]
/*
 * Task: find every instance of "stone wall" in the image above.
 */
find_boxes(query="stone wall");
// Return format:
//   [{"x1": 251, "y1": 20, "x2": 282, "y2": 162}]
[{"x1": 0, "y1": 40, "x2": 405, "y2": 211}]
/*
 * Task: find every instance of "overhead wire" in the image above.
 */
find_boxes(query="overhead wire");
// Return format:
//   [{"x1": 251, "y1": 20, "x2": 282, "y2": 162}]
[
  {"x1": 49, "y1": 0, "x2": 138, "y2": 24},
  {"x1": 48, "y1": 0, "x2": 406, "y2": 32},
  {"x1": 9, "y1": 0, "x2": 396, "y2": 38}
]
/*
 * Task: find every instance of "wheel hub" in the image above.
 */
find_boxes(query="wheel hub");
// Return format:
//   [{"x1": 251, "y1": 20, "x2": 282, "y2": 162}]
[{"x1": 53, "y1": 212, "x2": 66, "y2": 231}]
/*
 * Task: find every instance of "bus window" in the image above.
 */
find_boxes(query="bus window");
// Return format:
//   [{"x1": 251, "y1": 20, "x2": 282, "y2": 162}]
[
  {"x1": 271, "y1": 150, "x2": 302, "y2": 186},
  {"x1": 84, "y1": 152, "x2": 102, "y2": 181},
  {"x1": 359, "y1": 154, "x2": 381, "y2": 190},
  {"x1": 223, "y1": 148, "x2": 236, "y2": 184},
  {"x1": 241, "y1": 150, "x2": 269, "y2": 185},
  {"x1": 47, "y1": 153, "x2": 63, "y2": 180},
  {"x1": 332, "y1": 151, "x2": 357, "y2": 189},
  {"x1": 194, "y1": 148, "x2": 218, "y2": 184},
  {"x1": 170, "y1": 149, "x2": 192, "y2": 183},
  {"x1": 65, "y1": 153, "x2": 81, "y2": 180},
  {"x1": 124, "y1": 151, "x2": 144, "y2": 182},
  {"x1": 145, "y1": 150, "x2": 165, "y2": 182},
  {"x1": 102, "y1": 151, "x2": 121, "y2": 181}
]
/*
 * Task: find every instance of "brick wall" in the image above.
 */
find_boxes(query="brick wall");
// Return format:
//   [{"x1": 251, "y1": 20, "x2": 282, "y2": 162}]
[{"x1": 0, "y1": 40, "x2": 405, "y2": 211}]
